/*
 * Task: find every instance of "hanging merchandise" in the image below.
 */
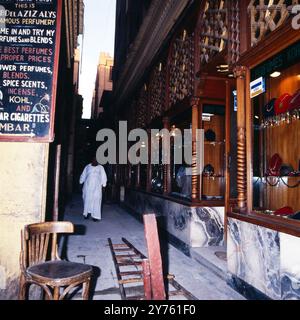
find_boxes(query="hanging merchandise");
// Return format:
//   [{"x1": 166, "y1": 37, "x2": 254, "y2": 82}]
[
  {"x1": 280, "y1": 164, "x2": 294, "y2": 177},
  {"x1": 273, "y1": 206, "x2": 294, "y2": 216},
  {"x1": 263, "y1": 98, "x2": 276, "y2": 119},
  {"x1": 287, "y1": 171, "x2": 300, "y2": 177},
  {"x1": 274, "y1": 93, "x2": 293, "y2": 115},
  {"x1": 261, "y1": 92, "x2": 300, "y2": 128},
  {"x1": 289, "y1": 89, "x2": 300, "y2": 111},
  {"x1": 266, "y1": 153, "x2": 282, "y2": 177}
]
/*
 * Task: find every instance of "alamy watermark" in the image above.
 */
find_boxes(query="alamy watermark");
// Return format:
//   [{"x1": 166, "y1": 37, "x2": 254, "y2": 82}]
[
  {"x1": 95, "y1": 121, "x2": 204, "y2": 176},
  {"x1": 292, "y1": 5, "x2": 300, "y2": 30}
]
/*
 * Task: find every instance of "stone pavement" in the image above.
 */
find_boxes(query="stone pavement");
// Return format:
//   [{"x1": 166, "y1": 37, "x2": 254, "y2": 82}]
[{"x1": 62, "y1": 195, "x2": 245, "y2": 300}]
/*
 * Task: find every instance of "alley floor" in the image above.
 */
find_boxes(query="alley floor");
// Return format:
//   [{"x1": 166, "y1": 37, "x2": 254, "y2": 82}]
[{"x1": 62, "y1": 195, "x2": 245, "y2": 300}]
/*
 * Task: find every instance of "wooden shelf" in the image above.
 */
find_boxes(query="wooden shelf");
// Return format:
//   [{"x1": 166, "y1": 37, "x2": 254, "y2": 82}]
[
  {"x1": 228, "y1": 211, "x2": 300, "y2": 238},
  {"x1": 127, "y1": 188, "x2": 225, "y2": 207}
]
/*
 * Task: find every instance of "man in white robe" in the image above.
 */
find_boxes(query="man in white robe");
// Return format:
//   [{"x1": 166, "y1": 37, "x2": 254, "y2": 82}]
[{"x1": 79, "y1": 158, "x2": 107, "y2": 221}]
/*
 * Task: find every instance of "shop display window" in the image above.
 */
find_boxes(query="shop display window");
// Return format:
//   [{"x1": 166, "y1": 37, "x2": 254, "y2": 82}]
[
  {"x1": 252, "y1": 56, "x2": 300, "y2": 220},
  {"x1": 202, "y1": 105, "x2": 226, "y2": 201},
  {"x1": 167, "y1": 105, "x2": 226, "y2": 202},
  {"x1": 170, "y1": 109, "x2": 192, "y2": 200}
]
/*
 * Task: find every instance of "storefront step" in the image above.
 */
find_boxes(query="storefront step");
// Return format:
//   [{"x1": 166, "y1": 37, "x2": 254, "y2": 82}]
[{"x1": 190, "y1": 246, "x2": 228, "y2": 281}]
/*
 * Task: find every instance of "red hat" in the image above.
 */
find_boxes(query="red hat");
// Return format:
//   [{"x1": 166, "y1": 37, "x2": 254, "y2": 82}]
[
  {"x1": 274, "y1": 206, "x2": 294, "y2": 216},
  {"x1": 274, "y1": 93, "x2": 293, "y2": 115},
  {"x1": 266, "y1": 153, "x2": 282, "y2": 176},
  {"x1": 289, "y1": 89, "x2": 300, "y2": 111}
]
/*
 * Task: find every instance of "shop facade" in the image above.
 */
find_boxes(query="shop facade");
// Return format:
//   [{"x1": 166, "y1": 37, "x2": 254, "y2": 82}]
[
  {"x1": 228, "y1": 7, "x2": 300, "y2": 299},
  {"x1": 113, "y1": 0, "x2": 244, "y2": 253},
  {"x1": 112, "y1": 0, "x2": 300, "y2": 299}
]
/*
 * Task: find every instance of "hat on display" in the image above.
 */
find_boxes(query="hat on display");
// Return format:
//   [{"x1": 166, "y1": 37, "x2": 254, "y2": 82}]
[
  {"x1": 274, "y1": 206, "x2": 294, "y2": 216},
  {"x1": 203, "y1": 164, "x2": 214, "y2": 177},
  {"x1": 205, "y1": 129, "x2": 216, "y2": 142},
  {"x1": 289, "y1": 212, "x2": 300, "y2": 220},
  {"x1": 288, "y1": 171, "x2": 300, "y2": 177},
  {"x1": 288, "y1": 89, "x2": 300, "y2": 111},
  {"x1": 280, "y1": 164, "x2": 294, "y2": 177},
  {"x1": 266, "y1": 153, "x2": 282, "y2": 176},
  {"x1": 263, "y1": 98, "x2": 276, "y2": 119},
  {"x1": 274, "y1": 93, "x2": 293, "y2": 115}
]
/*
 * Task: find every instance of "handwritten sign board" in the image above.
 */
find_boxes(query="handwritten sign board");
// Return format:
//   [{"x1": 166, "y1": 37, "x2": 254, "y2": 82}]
[{"x1": 0, "y1": 0, "x2": 62, "y2": 142}]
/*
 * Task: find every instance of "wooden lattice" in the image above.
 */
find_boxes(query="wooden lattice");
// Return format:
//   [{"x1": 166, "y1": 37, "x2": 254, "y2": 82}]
[
  {"x1": 168, "y1": 30, "x2": 195, "y2": 109},
  {"x1": 248, "y1": 0, "x2": 300, "y2": 47},
  {"x1": 126, "y1": 100, "x2": 137, "y2": 131},
  {"x1": 228, "y1": 0, "x2": 240, "y2": 65},
  {"x1": 148, "y1": 62, "x2": 166, "y2": 121},
  {"x1": 199, "y1": 0, "x2": 229, "y2": 64}
]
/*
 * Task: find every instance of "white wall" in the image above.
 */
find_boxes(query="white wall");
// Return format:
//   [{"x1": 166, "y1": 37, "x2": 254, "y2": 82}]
[{"x1": 0, "y1": 142, "x2": 49, "y2": 299}]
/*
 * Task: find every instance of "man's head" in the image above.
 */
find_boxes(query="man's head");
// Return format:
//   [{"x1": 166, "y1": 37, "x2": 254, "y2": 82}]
[{"x1": 91, "y1": 157, "x2": 98, "y2": 166}]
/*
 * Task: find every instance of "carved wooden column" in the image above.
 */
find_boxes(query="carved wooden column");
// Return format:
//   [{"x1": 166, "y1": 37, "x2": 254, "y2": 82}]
[
  {"x1": 191, "y1": 97, "x2": 201, "y2": 202},
  {"x1": 234, "y1": 66, "x2": 247, "y2": 212},
  {"x1": 146, "y1": 129, "x2": 152, "y2": 192},
  {"x1": 198, "y1": 102, "x2": 203, "y2": 200},
  {"x1": 162, "y1": 117, "x2": 171, "y2": 195}
]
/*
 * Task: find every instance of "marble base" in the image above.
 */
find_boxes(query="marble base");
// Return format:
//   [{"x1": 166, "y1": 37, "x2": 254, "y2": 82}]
[
  {"x1": 120, "y1": 202, "x2": 191, "y2": 257},
  {"x1": 124, "y1": 190, "x2": 225, "y2": 250},
  {"x1": 228, "y1": 218, "x2": 300, "y2": 300},
  {"x1": 228, "y1": 275, "x2": 271, "y2": 300},
  {"x1": 280, "y1": 233, "x2": 300, "y2": 300}
]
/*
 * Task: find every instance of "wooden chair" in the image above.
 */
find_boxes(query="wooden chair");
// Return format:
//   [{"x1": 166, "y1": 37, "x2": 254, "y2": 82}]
[{"x1": 19, "y1": 221, "x2": 93, "y2": 300}]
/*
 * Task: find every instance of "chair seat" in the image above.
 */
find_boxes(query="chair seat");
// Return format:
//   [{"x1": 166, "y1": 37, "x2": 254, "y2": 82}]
[{"x1": 27, "y1": 261, "x2": 92, "y2": 285}]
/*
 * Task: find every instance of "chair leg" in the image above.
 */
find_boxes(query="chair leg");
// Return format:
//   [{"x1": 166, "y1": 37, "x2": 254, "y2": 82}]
[
  {"x1": 44, "y1": 288, "x2": 51, "y2": 300},
  {"x1": 82, "y1": 279, "x2": 91, "y2": 300},
  {"x1": 18, "y1": 275, "x2": 27, "y2": 300},
  {"x1": 53, "y1": 287, "x2": 60, "y2": 300}
]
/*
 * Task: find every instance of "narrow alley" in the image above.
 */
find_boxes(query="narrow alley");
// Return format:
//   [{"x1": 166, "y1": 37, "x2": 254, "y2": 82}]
[{"x1": 63, "y1": 195, "x2": 244, "y2": 300}]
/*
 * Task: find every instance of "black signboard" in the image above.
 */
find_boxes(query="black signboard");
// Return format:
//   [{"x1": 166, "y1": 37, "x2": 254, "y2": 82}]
[
  {"x1": 251, "y1": 40, "x2": 300, "y2": 81},
  {"x1": 0, "y1": 0, "x2": 62, "y2": 142}
]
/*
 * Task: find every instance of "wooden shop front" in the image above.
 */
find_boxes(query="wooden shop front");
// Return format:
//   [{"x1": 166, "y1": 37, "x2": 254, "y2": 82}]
[
  {"x1": 228, "y1": 11, "x2": 300, "y2": 299},
  {"x1": 116, "y1": 1, "x2": 241, "y2": 254},
  {"x1": 112, "y1": 0, "x2": 300, "y2": 300}
]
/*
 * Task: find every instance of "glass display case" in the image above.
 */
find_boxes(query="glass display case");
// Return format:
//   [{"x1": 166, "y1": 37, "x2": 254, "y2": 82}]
[
  {"x1": 202, "y1": 105, "x2": 226, "y2": 201},
  {"x1": 170, "y1": 109, "x2": 192, "y2": 200},
  {"x1": 251, "y1": 48, "x2": 300, "y2": 220}
]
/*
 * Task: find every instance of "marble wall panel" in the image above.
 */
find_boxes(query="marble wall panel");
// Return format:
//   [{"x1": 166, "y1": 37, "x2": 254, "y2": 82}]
[
  {"x1": 227, "y1": 218, "x2": 281, "y2": 300},
  {"x1": 124, "y1": 190, "x2": 225, "y2": 249},
  {"x1": 280, "y1": 233, "x2": 300, "y2": 300}
]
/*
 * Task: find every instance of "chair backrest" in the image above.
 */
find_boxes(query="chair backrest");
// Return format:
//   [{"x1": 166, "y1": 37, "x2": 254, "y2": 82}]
[{"x1": 21, "y1": 222, "x2": 74, "y2": 268}]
